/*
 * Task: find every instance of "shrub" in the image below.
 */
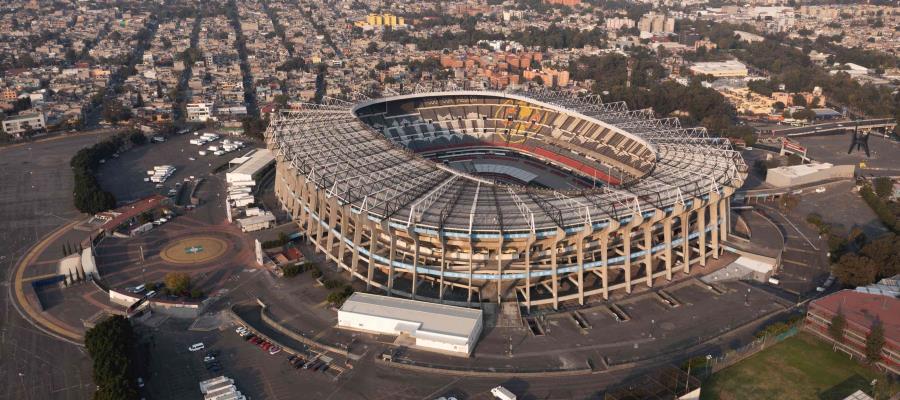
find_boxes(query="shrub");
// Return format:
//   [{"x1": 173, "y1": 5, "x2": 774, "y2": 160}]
[
  {"x1": 311, "y1": 266, "x2": 323, "y2": 279},
  {"x1": 326, "y1": 285, "x2": 355, "y2": 306},
  {"x1": 281, "y1": 263, "x2": 302, "y2": 277},
  {"x1": 323, "y1": 279, "x2": 343, "y2": 290}
]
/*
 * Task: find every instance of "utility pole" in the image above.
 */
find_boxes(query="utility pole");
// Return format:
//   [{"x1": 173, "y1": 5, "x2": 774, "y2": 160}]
[{"x1": 140, "y1": 245, "x2": 146, "y2": 284}]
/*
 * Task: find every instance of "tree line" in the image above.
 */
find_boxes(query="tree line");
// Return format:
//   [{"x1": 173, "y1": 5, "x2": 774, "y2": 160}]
[
  {"x1": 682, "y1": 20, "x2": 900, "y2": 122},
  {"x1": 85, "y1": 316, "x2": 138, "y2": 400},
  {"x1": 568, "y1": 51, "x2": 754, "y2": 144},
  {"x1": 71, "y1": 130, "x2": 148, "y2": 214}
]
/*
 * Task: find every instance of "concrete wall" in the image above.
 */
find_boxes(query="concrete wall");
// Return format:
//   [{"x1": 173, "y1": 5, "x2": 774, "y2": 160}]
[
  {"x1": 337, "y1": 310, "x2": 417, "y2": 335},
  {"x1": 416, "y1": 336, "x2": 468, "y2": 355}
]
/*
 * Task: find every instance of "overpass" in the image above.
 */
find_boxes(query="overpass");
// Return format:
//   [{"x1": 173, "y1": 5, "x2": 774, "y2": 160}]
[{"x1": 769, "y1": 118, "x2": 896, "y2": 137}]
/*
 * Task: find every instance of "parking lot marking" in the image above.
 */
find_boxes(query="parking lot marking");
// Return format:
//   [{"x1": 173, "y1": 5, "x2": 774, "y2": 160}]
[
  {"x1": 776, "y1": 211, "x2": 819, "y2": 250},
  {"x1": 20, "y1": 273, "x2": 60, "y2": 283},
  {"x1": 782, "y1": 259, "x2": 809, "y2": 267},
  {"x1": 783, "y1": 247, "x2": 819, "y2": 254}
]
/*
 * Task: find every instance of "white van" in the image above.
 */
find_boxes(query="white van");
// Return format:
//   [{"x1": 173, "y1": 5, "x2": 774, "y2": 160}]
[{"x1": 188, "y1": 343, "x2": 205, "y2": 352}]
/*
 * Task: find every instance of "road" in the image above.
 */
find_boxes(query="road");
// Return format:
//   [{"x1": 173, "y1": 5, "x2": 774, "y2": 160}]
[{"x1": 769, "y1": 118, "x2": 896, "y2": 137}]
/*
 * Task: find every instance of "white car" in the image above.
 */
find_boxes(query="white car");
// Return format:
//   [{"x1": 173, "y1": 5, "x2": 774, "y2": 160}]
[
  {"x1": 815, "y1": 187, "x2": 826, "y2": 193},
  {"x1": 188, "y1": 343, "x2": 205, "y2": 352},
  {"x1": 188, "y1": 157, "x2": 196, "y2": 161},
  {"x1": 137, "y1": 377, "x2": 144, "y2": 388}
]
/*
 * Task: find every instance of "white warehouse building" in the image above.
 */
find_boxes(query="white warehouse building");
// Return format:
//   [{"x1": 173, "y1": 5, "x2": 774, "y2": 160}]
[
  {"x1": 225, "y1": 148, "x2": 275, "y2": 184},
  {"x1": 337, "y1": 293, "x2": 483, "y2": 356}
]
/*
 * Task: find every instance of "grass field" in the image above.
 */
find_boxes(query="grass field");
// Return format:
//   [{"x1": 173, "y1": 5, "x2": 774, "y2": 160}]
[{"x1": 700, "y1": 332, "x2": 898, "y2": 400}]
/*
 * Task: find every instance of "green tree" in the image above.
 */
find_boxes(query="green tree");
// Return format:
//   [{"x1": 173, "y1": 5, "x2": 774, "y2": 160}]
[
  {"x1": 164, "y1": 271, "x2": 191, "y2": 294},
  {"x1": 85, "y1": 316, "x2": 137, "y2": 400},
  {"x1": 832, "y1": 253, "x2": 879, "y2": 287},
  {"x1": 873, "y1": 177, "x2": 893, "y2": 199},
  {"x1": 828, "y1": 310, "x2": 846, "y2": 343},
  {"x1": 864, "y1": 319, "x2": 885, "y2": 364}
]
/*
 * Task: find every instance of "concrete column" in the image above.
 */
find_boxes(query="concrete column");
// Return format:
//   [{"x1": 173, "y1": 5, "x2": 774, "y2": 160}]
[
  {"x1": 576, "y1": 232, "x2": 586, "y2": 306},
  {"x1": 349, "y1": 209, "x2": 363, "y2": 282},
  {"x1": 643, "y1": 223, "x2": 653, "y2": 288},
  {"x1": 623, "y1": 228, "x2": 632, "y2": 294},
  {"x1": 525, "y1": 240, "x2": 533, "y2": 311},
  {"x1": 411, "y1": 233, "x2": 419, "y2": 299},
  {"x1": 439, "y1": 240, "x2": 446, "y2": 302},
  {"x1": 387, "y1": 229, "x2": 396, "y2": 296},
  {"x1": 663, "y1": 218, "x2": 673, "y2": 281},
  {"x1": 681, "y1": 211, "x2": 691, "y2": 274},
  {"x1": 325, "y1": 197, "x2": 339, "y2": 259},
  {"x1": 467, "y1": 240, "x2": 474, "y2": 303},
  {"x1": 314, "y1": 192, "x2": 326, "y2": 253},
  {"x1": 698, "y1": 205, "x2": 707, "y2": 267},
  {"x1": 306, "y1": 188, "x2": 319, "y2": 252},
  {"x1": 643, "y1": 210, "x2": 664, "y2": 287},
  {"x1": 601, "y1": 233, "x2": 609, "y2": 300},
  {"x1": 719, "y1": 194, "x2": 729, "y2": 243},
  {"x1": 297, "y1": 177, "x2": 308, "y2": 229},
  {"x1": 366, "y1": 221, "x2": 378, "y2": 291},
  {"x1": 551, "y1": 242, "x2": 559, "y2": 310},
  {"x1": 710, "y1": 196, "x2": 720, "y2": 260},
  {"x1": 337, "y1": 204, "x2": 350, "y2": 263},
  {"x1": 496, "y1": 236, "x2": 504, "y2": 304}
]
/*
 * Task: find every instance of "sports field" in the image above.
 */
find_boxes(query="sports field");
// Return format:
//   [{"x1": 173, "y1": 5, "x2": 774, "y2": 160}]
[{"x1": 701, "y1": 332, "x2": 898, "y2": 400}]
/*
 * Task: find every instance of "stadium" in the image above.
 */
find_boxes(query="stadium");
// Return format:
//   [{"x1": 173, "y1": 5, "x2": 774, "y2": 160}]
[{"x1": 265, "y1": 88, "x2": 748, "y2": 309}]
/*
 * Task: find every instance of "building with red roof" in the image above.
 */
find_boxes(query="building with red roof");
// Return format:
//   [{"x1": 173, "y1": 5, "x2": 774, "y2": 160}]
[
  {"x1": 97, "y1": 194, "x2": 171, "y2": 234},
  {"x1": 805, "y1": 289, "x2": 899, "y2": 374}
]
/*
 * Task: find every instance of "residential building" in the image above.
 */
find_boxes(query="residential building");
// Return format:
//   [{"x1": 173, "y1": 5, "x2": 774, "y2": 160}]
[
  {"x1": 186, "y1": 102, "x2": 214, "y2": 122},
  {"x1": 2, "y1": 112, "x2": 45, "y2": 137}
]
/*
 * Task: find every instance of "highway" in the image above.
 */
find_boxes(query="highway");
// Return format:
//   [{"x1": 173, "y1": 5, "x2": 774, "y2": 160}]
[{"x1": 769, "y1": 118, "x2": 896, "y2": 137}]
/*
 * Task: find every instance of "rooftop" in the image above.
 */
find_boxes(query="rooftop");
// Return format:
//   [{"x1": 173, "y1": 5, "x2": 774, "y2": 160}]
[
  {"x1": 228, "y1": 148, "x2": 274, "y2": 178},
  {"x1": 99, "y1": 194, "x2": 169, "y2": 232},
  {"x1": 4, "y1": 112, "x2": 43, "y2": 121},
  {"x1": 339, "y1": 292, "x2": 482, "y2": 340},
  {"x1": 810, "y1": 289, "x2": 899, "y2": 345}
]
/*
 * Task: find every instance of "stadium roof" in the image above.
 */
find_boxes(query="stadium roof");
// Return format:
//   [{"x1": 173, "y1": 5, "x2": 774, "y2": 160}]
[{"x1": 266, "y1": 87, "x2": 747, "y2": 234}]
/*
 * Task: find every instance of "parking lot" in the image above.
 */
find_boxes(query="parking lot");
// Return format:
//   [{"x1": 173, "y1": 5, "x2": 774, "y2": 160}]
[
  {"x1": 0, "y1": 132, "x2": 119, "y2": 400},
  {"x1": 96, "y1": 130, "x2": 263, "y2": 204}
]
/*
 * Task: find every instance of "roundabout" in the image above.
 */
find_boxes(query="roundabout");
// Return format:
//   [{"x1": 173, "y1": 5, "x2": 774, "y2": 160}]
[{"x1": 159, "y1": 235, "x2": 230, "y2": 265}]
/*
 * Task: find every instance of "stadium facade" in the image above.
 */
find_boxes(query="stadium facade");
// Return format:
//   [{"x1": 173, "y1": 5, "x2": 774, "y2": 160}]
[{"x1": 265, "y1": 88, "x2": 747, "y2": 309}]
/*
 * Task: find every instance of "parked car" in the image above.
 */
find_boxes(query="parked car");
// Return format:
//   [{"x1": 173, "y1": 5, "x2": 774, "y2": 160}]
[
  {"x1": 817, "y1": 275, "x2": 836, "y2": 292},
  {"x1": 188, "y1": 343, "x2": 205, "y2": 352},
  {"x1": 268, "y1": 346, "x2": 281, "y2": 355}
]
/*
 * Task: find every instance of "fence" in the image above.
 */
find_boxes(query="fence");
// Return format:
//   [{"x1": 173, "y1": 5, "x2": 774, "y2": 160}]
[{"x1": 706, "y1": 323, "x2": 801, "y2": 376}]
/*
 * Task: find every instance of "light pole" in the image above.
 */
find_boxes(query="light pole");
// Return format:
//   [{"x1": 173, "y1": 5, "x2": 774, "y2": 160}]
[{"x1": 139, "y1": 245, "x2": 146, "y2": 285}]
